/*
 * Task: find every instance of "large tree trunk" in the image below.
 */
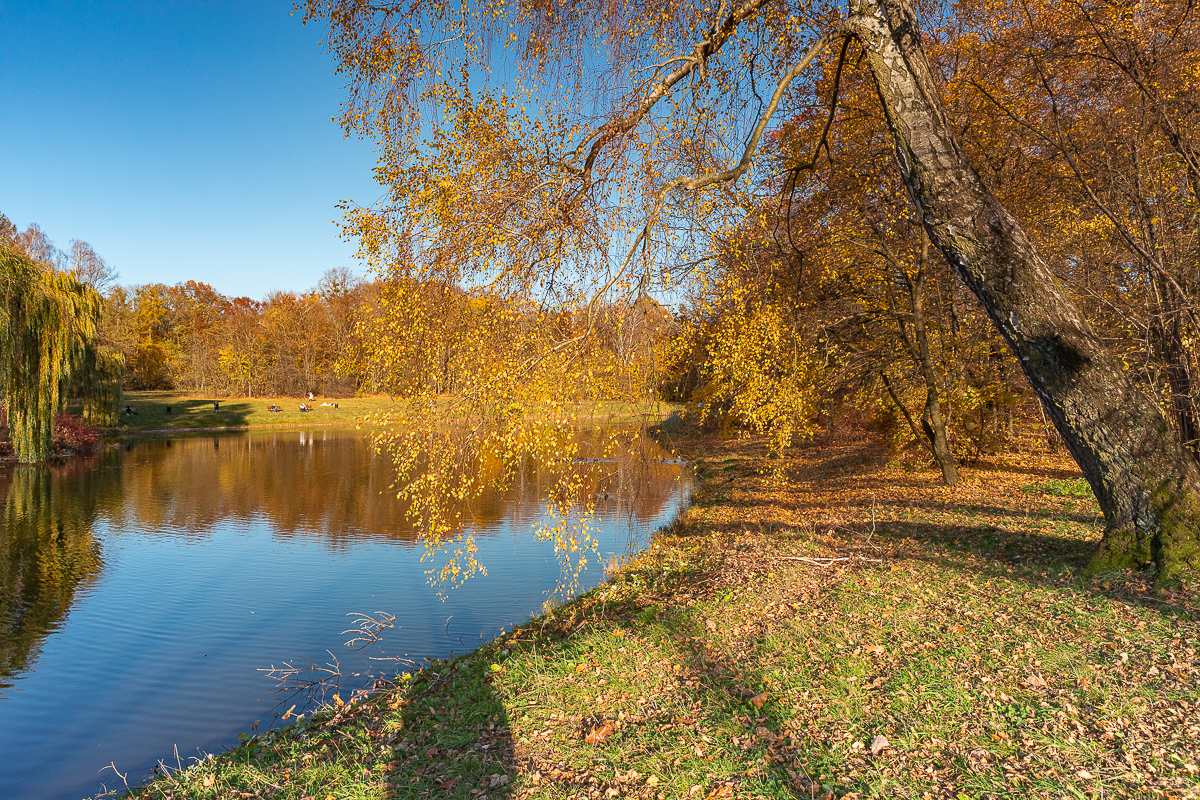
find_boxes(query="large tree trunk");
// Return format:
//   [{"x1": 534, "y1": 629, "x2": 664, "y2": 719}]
[{"x1": 850, "y1": 0, "x2": 1200, "y2": 583}]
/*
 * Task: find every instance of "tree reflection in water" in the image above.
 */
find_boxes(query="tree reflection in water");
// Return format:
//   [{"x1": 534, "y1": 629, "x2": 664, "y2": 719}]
[
  {"x1": 0, "y1": 427, "x2": 682, "y2": 688},
  {"x1": 103, "y1": 428, "x2": 680, "y2": 548},
  {"x1": 0, "y1": 454, "x2": 117, "y2": 687}
]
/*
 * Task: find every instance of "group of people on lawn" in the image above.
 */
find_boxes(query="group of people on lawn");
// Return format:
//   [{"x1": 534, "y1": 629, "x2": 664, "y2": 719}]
[{"x1": 268, "y1": 393, "x2": 337, "y2": 413}]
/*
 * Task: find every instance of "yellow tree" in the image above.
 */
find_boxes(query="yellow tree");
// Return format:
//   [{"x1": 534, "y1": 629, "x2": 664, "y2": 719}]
[{"x1": 304, "y1": 0, "x2": 1200, "y2": 582}]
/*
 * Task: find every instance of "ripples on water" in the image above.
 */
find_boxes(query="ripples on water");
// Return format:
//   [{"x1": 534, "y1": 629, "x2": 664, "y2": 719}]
[{"x1": 0, "y1": 427, "x2": 689, "y2": 800}]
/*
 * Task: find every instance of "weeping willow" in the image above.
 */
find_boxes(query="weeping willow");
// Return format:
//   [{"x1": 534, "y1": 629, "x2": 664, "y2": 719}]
[
  {"x1": 76, "y1": 344, "x2": 125, "y2": 428},
  {"x1": 0, "y1": 249, "x2": 122, "y2": 462}
]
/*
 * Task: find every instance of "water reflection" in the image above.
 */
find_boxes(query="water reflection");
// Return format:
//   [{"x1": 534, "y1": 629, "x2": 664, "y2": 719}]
[
  {"x1": 101, "y1": 428, "x2": 681, "y2": 545},
  {"x1": 0, "y1": 426, "x2": 688, "y2": 800},
  {"x1": 0, "y1": 459, "x2": 113, "y2": 687}
]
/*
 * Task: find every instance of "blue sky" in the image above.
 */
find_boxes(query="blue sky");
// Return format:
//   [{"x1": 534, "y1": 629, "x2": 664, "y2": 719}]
[{"x1": 0, "y1": 1, "x2": 382, "y2": 299}]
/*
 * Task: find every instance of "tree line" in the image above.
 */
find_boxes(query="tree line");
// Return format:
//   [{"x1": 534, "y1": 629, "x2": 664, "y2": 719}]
[{"x1": 3, "y1": 212, "x2": 671, "y2": 405}]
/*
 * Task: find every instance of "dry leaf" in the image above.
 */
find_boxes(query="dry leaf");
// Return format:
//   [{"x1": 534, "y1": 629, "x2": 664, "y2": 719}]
[
  {"x1": 1023, "y1": 673, "x2": 1047, "y2": 689},
  {"x1": 705, "y1": 619, "x2": 718, "y2": 632},
  {"x1": 750, "y1": 692, "x2": 769, "y2": 709},
  {"x1": 868, "y1": 734, "x2": 889, "y2": 755},
  {"x1": 866, "y1": 644, "x2": 885, "y2": 656},
  {"x1": 585, "y1": 723, "x2": 615, "y2": 744}
]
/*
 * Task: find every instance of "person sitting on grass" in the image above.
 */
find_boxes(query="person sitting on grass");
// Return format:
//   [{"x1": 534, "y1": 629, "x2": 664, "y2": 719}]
[
  {"x1": 299, "y1": 403, "x2": 310, "y2": 412},
  {"x1": 123, "y1": 406, "x2": 138, "y2": 416}
]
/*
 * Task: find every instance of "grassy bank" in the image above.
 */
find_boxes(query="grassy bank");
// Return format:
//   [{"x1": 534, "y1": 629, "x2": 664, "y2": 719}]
[
  {"x1": 125, "y1": 427, "x2": 1198, "y2": 799},
  {"x1": 106, "y1": 393, "x2": 676, "y2": 434}
]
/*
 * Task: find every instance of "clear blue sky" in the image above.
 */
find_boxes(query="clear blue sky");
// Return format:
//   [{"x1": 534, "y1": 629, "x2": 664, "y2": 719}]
[{"x1": 0, "y1": 1, "x2": 382, "y2": 300}]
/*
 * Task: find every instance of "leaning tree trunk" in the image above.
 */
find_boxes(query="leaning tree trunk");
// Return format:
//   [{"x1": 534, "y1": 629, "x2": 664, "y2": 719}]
[{"x1": 850, "y1": 0, "x2": 1200, "y2": 583}]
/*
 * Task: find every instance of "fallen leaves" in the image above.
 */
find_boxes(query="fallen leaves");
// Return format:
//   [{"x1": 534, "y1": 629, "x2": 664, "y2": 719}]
[
  {"x1": 1022, "y1": 673, "x2": 1048, "y2": 689},
  {"x1": 584, "y1": 723, "x2": 614, "y2": 745}
]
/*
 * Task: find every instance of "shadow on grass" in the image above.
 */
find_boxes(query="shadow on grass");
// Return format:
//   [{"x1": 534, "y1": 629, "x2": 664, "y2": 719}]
[
  {"x1": 378, "y1": 657, "x2": 517, "y2": 797},
  {"x1": 864, "y1": 519, "x2": 1195, "y2": 621},
  {"x1": 112, "y1": 398, "x2": 254, "y2": 432},
  {"x1": 967, "y1": 460, "x2": 1084, "y2": 480}
]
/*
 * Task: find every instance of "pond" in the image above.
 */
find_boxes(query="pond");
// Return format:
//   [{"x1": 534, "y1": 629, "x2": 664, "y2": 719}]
[{"x1": 0, "y1": 427, "x2": 690, "y2": 800}]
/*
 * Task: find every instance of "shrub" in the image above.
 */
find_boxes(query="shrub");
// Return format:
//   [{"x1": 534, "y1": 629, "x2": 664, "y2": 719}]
[{"x1": 52, "y1": 413, "x2": 99, "y2": 455}]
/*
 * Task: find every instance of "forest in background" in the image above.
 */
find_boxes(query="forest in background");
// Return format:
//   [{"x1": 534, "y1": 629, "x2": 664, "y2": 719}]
[{"x1": 1, "y1": 212, "x2": 670, "y2": 403}]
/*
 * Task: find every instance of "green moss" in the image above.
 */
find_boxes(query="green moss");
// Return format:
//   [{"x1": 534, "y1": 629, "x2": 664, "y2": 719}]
[
  {"x1": 1087, "y1": 479, "x2": 1200, "y2": 587},
  {"x1": 1151, "y1": 480, "x2": 1200, "y2": 588}
]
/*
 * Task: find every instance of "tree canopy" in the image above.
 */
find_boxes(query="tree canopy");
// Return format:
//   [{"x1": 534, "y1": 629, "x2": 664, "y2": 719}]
[{"x1": 300, "y1": 0, "x2": 1200, "y2": 583}]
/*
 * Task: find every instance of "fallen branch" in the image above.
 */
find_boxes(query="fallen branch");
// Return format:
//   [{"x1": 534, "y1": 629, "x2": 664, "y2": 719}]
[{"x1": 774, "y1": 555, "x2": 884, "y2": 566}]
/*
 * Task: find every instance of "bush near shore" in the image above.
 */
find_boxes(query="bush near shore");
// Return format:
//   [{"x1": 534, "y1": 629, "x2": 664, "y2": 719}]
[
  {"x1": 0, "y1": 411, "x2": 100, "y2": 462},
  {"x1": 125, "y1": 426, "x2": 1199, "y2": 800}
]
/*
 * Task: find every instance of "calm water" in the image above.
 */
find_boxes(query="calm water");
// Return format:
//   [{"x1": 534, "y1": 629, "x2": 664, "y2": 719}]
[{"x1": 0, "y1": 427, "x2": 689, "y2": 800}]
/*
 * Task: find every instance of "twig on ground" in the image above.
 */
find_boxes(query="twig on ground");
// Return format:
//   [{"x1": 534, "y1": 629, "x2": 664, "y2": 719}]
[
  {"x1": 865, "y1": 493, "x2": 877, "y2": 544},
  {"x1": 775, "y1": 556, "x2": 883, "y2": 566}
]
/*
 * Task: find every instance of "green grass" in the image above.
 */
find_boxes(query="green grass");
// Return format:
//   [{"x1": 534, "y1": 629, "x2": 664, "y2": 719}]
[
  {"x1": 107, "y1": 393, "x2": 677, "y2": 434},
  {"x1": 1023, "y1": 477, "x2": 1093, "y2": 498},
  {"x1": 122, "y1": 431, "x2": 1199, "y2": 800},
  {"x1": 108, "y1": 391, "x2": 392, "y2": 432}
]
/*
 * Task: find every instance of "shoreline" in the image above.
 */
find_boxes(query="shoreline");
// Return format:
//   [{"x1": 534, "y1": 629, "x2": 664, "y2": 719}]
[{"x1": 122, "y1": 425, "x2": 1200, "y2": 799}]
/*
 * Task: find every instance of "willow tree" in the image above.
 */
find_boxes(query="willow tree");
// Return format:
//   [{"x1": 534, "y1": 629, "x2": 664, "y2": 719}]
[
  {"x1": 0, "y1": 250, "x2": 120, "y2": 462},
  {"x1": 304, "y1": 0, "x2": 1200, "y2": 582}
]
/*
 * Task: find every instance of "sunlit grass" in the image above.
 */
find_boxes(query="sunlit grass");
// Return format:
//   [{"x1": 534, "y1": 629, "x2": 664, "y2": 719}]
[{"x1": 106, "y1": 392, "x2": 677, "y2": 434}]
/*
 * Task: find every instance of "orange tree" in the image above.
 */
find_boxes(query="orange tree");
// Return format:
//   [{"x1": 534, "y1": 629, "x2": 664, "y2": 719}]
[{"x1": 302, "y1": 0, "x2": 1200, "y2": 583}]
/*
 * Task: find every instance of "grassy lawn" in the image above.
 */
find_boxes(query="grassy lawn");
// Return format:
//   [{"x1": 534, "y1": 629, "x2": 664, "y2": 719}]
[
  {"x1": 124, "y1": 426, "x2": 1199, "y2": 800},
  {"x1": 107, "y1": 393, "x2": 677, "y2": 434}
]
